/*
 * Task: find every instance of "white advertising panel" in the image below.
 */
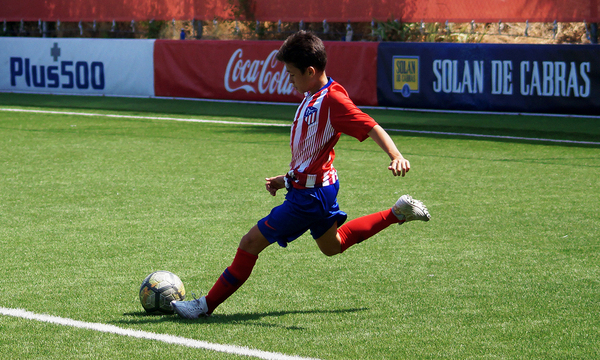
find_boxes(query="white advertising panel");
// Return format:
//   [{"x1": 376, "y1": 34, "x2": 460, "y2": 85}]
[{"x1": 0, "y1": 38, "x2": 155, "y2": 97}]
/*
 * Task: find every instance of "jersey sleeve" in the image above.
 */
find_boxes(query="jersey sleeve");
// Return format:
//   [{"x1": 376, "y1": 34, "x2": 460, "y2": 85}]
[{"x1": 327, "y1": 84, "x2": 378, "y2": 142}]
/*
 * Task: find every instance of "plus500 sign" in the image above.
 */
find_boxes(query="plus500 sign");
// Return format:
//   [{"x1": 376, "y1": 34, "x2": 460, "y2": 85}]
[
  {"x1": 10, "y1": 57, "x2": 105, "y2": 90},
  {"x1": 224, "y1": 49, "x2": 294, "y2": 95}
]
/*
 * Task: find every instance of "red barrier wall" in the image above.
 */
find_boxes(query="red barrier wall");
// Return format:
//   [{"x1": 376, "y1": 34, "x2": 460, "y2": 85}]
[
  {"x1": 252, "y1": 0, "x2": 600, "y2": 23},
  {"x1": 1, "y1": 0, "x2": 230, "y2": 22},
  {"x1": 154, "y1": 40, "x2": 378, "y2": 106},
  {"x1": 3, "y1": 0, "x2": 598, "y2": 22}
]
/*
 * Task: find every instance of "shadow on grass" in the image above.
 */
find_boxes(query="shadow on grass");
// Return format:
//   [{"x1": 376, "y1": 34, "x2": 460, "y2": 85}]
[{"x1": 118, "y1": 307, "x2": 368, "y2": 330}]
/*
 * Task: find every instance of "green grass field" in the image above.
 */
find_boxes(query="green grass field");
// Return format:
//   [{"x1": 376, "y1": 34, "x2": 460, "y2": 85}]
[{"x1": 0, "y1": 93, "x2": 599, "y2": 359}]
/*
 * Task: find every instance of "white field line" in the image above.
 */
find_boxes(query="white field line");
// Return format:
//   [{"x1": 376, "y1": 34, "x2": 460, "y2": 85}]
[
  {"x1": 0, "y1": 307, "x2": 320, "y2": 360},
  {"x1": 4, "y1": 90, "x2": 600, "y2": 119},
  {"x1": 1, "y1": 108, "x2": 598, "y2": 146},
  {"x1": 0, "y1": 108, "x2": 292, "y2": 127}
]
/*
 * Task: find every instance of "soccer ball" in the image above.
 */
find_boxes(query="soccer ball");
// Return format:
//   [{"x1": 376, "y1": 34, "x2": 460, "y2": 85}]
[{"x1": 139, "y1": 270, "x2": 186, "y2": 314}]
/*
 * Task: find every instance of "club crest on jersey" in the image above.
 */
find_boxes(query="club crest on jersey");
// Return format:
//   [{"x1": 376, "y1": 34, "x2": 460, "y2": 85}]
[{"x1": 303, "y1": 106, "x2": 318, "y2": 125}]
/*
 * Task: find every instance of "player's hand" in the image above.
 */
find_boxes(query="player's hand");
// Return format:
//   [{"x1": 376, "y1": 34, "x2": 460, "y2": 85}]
[
  {"x1": 388, "y1": 157, "x2": 410, "y2": 177},
  {"x1": 265, "y1": 175, "x2": 286, "y2": 196}
]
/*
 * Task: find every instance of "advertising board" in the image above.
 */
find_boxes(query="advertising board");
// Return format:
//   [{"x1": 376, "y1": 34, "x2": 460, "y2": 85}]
[
  {"x1": 378, "y1": 42, "x2": 599, "y2": 115},
  {"x1": 0, "y1": 38, "x2": 156, "y2": 97},
  {"x1": 154, "y1": 40, "x2": 378, "y2": 106}
]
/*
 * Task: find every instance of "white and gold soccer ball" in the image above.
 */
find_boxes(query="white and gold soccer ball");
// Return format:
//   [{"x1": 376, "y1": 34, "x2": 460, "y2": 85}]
[{"x1": 139, "y1": 270, "x2": 186, "y2": 314}]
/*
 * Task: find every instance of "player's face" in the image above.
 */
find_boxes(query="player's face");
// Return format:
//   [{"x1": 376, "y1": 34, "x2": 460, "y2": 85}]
[{"x1": 284, "y1": 63, "x2": 314, "y2": 94}]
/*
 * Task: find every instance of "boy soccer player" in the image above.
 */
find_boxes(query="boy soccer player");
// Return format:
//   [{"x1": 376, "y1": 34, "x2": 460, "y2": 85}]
[{"x1": 171, "y1": 31, "x2": 430, "y2": 318}]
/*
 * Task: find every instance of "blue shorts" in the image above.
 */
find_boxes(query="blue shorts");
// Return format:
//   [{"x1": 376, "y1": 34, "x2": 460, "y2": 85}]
[{"x1": 257, "y1": 182, "x2": 348, "y2": 248}]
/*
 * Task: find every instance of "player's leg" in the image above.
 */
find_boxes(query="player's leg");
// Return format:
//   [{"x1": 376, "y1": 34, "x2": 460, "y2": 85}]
[
  {"x1": 171, "y1": 226, "x2": 270, "y2": 319},
  {"x1": 239, "y1": 225, "x2": 272, "y2": 255},
  {"x1": 316, "y1": 194, "x2": 431, "y2": 255},
  {"x1": 203, "y1": 226, "x2": 269, "y2": 314},
  {"x1": 314, "y1": 222, "x2": 341, "y2": 256},
  {"x1": 337, "y1": 209, "x2": 402, "y2": 253},
  {"x1": 315, "y1": 209, "x2": 400, "y2": 256},
  {"x1": 172, "y1": 190, "x2": 317, "y2": 319}
]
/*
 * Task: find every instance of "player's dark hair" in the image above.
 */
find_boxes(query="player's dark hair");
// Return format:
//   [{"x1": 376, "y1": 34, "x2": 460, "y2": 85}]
[{"x1": 276, "y1": 31, "x2": 327, "y2": 73}]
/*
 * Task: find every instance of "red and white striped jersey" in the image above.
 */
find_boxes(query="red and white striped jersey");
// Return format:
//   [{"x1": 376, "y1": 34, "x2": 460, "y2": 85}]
[{"x1": 288, "y1": 78, "x2": 378, "y2": 189}]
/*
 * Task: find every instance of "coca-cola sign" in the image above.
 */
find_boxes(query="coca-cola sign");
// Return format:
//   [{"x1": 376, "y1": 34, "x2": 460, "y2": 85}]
[
  {"x1": 154, "y1": 40, "x2": 377, "y2": 106},
  {"x1": 224, "y1": 49, "x2": 295, "y2": 96}
]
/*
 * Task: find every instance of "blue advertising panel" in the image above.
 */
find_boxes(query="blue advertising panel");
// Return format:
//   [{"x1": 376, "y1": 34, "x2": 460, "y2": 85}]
[{"x1": 378, "y1": 43, "x2": 599, "y2": 116}]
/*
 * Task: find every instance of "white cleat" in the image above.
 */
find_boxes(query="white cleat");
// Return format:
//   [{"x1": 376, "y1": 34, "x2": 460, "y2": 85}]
[
  {"x1": 392, "y1": 194, "x2": 431, "y2": 222},
  {"x1": 171, "y1": 295, "x2": 208, "y2": 319}
]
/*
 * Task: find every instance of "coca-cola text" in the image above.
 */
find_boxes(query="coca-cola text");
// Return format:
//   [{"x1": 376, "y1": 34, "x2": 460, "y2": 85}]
[{"x1": 224, "y1": 49, "x2": 295, "y2": 96}]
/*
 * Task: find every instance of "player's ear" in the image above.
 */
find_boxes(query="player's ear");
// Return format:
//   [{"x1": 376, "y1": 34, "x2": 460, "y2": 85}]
[{"x1": 306, "y1": 66, "x2": 316, "y2": 77}]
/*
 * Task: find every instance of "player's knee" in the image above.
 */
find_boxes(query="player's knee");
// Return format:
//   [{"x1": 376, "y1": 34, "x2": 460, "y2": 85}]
[
  {"x1": 319, "y1": 246, "x2": 341, "y2": 257},
  {"x1": 238, "y1": 226, "x2": 270, "y2": 255},
  {"x1": 321, "y1": 250, "x2": 338, "y2": 257},
  {"x1": 239, "y1": 234, "x2": 251, "y2": 249},
  {"x1": 239, "y1": 233, "x2": 258, "y2": 250}
]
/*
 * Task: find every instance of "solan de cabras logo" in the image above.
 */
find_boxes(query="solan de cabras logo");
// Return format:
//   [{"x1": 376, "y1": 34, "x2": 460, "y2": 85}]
[
  {"x1": 393, "y1": 56, "x2": 419, "y2": 98},
  {"x1": 10, "y1": 42, "x2": 105, "y2": 90}
]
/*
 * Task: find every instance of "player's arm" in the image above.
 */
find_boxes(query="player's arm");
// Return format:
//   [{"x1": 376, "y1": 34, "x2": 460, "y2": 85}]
[
  {"x1": 368, "y1": 125, "x2": 410, "y2": 177},
  {"x1": 326, "y1": 87, "x2": 409, "y2": 177},
  {"x1": 265, "y1": 175, "x2": 286, "y2": 196}
]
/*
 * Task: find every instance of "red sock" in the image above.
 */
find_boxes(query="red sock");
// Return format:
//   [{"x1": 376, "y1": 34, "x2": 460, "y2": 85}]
[
  {"x1": 205, "y1": 248, "x2": 258, "y2": 314},
  {"x1": 338, "y1": 209, "x2": 401, "y2": 253}
]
